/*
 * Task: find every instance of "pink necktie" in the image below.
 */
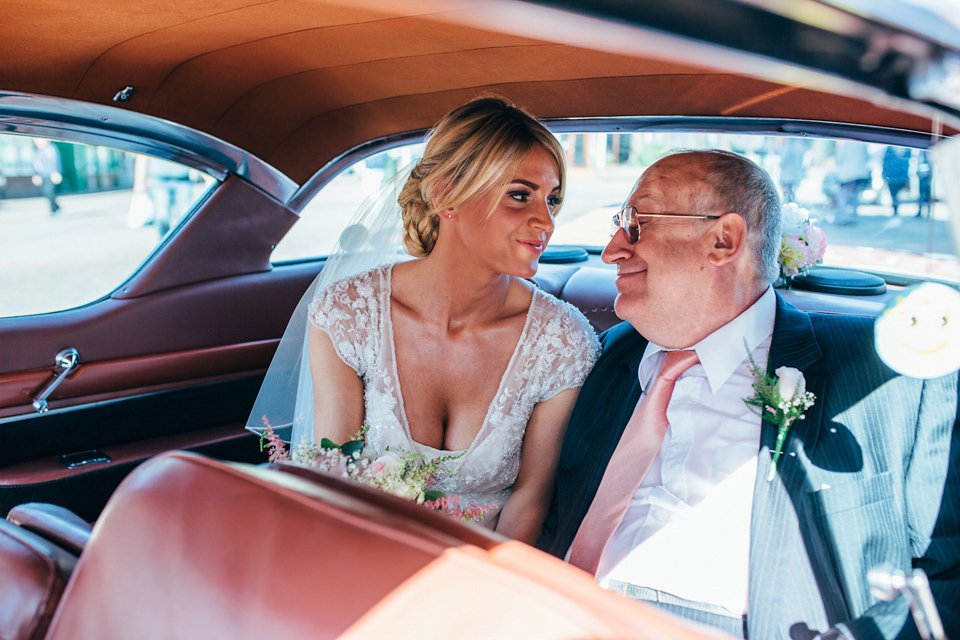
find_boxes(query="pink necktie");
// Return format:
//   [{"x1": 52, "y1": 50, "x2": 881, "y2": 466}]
[{"x1": 568, "y1": 349, "x2": 700, "y2": 576}]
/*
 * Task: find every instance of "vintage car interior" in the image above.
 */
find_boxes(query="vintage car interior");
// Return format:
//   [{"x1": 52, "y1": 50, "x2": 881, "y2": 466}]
[{"x1": 1, "y1": 0, "x2": 959, "y2": 637}]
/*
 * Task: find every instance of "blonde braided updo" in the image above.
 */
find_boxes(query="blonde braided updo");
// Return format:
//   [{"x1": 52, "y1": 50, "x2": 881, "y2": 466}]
[{"x1": 398, "y1": 97, "x2": 565, "y2": 257}]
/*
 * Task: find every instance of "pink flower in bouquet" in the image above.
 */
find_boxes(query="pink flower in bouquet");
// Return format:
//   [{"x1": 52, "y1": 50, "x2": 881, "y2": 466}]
[
  {"x1": 367, "y1": 453, "x2": 402, "y2": 477},
  {"x1": 802, "y1": 224, "x2": 827, "y2": 263},
  {"x1": 329, "y1": 459, "x2": 348, "y2": 476}
]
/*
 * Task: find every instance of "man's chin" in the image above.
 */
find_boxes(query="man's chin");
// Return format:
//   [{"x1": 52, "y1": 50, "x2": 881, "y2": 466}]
[{"x1": 612, "y1": 295, "x2": 641, "y2": 326}]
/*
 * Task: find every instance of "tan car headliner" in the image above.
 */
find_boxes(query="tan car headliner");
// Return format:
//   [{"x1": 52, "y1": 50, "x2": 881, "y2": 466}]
[{"x1": 3, "y1": 0, "x2": 954, "y2": 184}]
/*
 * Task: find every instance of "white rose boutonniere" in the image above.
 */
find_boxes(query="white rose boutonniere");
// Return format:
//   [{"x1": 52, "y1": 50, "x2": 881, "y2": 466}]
[{"x1": 744, "y1": 352, "x2": 816, "y2": 481}]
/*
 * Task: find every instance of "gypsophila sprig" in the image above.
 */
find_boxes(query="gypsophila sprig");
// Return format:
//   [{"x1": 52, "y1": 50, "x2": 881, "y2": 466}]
[
  {"x1": 742, "y1": 348, "x2": 815, "y2": 481},
  {"x1": 258, "y1": 418, "x2": 496, "y2": 522}
]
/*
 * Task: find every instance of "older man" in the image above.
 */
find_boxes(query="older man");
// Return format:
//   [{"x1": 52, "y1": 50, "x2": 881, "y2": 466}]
[{"x1": 537, "y1": 150, "x2": 959, "y2": 640}]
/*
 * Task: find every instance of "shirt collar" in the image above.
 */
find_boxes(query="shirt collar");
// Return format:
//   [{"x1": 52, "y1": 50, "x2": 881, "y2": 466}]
[{"x1": 639, "y1": 287, "x2": 776, "y2": 393}]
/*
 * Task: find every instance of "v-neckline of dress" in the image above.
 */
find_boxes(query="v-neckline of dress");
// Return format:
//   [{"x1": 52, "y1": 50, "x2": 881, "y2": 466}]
[{"x1": 382, "y1": 262, "x2": 539, "y2": 458}]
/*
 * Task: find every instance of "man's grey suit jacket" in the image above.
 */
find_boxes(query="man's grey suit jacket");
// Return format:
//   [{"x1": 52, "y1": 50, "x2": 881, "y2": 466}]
[{"x1": 537, "y1": 294, "x2": 959, "y2": 640}]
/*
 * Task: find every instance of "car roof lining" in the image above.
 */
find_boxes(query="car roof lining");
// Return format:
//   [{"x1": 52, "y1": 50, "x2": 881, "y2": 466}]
[{"x1": 3, "y1": 0, "x2": 958, "y2": 186}]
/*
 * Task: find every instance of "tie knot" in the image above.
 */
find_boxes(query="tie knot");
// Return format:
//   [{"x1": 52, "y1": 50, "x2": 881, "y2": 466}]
[{"x1": 659, "y1": 350, "x2": 699, "y2": 382}]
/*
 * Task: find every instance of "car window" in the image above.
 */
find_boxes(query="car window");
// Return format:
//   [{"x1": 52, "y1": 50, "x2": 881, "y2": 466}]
[
  {"x1": 275, "y1": 132, "x2": 956, "y2": 284},
  {"x1": 272, "y1": 145, "x2": 424, "y2": 262},
  {"x1": 551, "y1": 133, "x2": 956, "y2": 283},
  {"x1": 0, "y1": 135, "x2": 217, "y2": 317}
]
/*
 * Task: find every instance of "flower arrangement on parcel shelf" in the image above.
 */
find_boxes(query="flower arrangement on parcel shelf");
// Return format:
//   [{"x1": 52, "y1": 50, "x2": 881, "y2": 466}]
[{"x1": 779, "y1": 203, "x2": 827, "y2": 284}]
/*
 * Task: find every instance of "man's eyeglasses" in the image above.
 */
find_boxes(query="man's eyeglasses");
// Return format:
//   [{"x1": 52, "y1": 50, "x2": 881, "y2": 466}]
[{"x1": 611, "y1": 206, "x2": 723, "y2": 244}]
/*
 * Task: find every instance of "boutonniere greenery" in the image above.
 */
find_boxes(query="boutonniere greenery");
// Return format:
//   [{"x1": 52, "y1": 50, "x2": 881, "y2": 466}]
[{"x1": 744, "y1": 354, "x2": 816, "y2": 481}]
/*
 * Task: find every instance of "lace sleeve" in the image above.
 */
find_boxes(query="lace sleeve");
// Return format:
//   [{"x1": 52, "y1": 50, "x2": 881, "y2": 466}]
[
  {"x1": 535, "y1": 296, "x2": 601, "y2": 402},
  {"x1": 306, "y1": 270, "x2": 381, "y2": 378}
]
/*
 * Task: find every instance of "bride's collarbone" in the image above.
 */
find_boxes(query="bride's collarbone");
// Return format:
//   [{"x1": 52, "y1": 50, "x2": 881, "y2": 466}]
[{"x1": 390, "y1": 267, "x2": 534, "y2": 331}]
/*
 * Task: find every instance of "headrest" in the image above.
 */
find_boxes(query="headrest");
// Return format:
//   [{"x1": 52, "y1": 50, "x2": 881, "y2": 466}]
[
  {"x1": 0, "y1": 519, "x2": 76, "y2": 640},
  {"x1": 557, "y1": 267, "x2": 622, "y2": 333},
  {"x1": 7, "y1": 503, "x2": 92, "y2": 556},
  {"x1": 44, "y1": 451, "x2": 724, "y2": 640}
]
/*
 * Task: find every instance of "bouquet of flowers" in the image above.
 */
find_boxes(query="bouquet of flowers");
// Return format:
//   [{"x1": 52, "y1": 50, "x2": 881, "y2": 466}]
[
  {"x1": 259, "y1": 419, "x2": 495, "y2": 523},
  {"x1": 779, "y1": 203, "x2": 827, "y2": 282}
]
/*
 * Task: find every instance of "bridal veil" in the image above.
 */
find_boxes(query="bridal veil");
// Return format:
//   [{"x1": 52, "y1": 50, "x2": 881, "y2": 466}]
[{"x1": 245, "y1": 165, "x2": 414, "y2": 445}]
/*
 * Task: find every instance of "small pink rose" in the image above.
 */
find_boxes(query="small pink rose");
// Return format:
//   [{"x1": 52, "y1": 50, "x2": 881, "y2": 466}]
[
  {"x1": 803, "y1": 225, "x2": 827, "y2": 262},
  {"x1": 369, "y1": 453, "x2": 402, "y2": 477}
]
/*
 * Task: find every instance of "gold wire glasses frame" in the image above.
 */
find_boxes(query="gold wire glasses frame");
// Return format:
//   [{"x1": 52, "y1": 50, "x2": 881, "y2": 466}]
[{"x1": 611, "y1": 206, "x2": 723, "y2": 244}]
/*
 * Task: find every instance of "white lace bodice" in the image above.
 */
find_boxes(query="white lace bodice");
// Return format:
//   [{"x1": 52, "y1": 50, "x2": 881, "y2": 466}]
[{"x1": 308, "y1": 263, "x2": 600, "y2": 521}]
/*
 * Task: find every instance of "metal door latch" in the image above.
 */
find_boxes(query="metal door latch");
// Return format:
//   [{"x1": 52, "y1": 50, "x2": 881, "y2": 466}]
[
  {"x1": 32, "y1": 348, "x2": 80, "y2": 413},
  {"x1": 868, "y1": 564, "x2": 948, "y2": 640}
]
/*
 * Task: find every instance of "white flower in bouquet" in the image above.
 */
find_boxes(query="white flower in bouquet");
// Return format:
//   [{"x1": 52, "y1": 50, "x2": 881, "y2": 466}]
[
  {"x1": 780, "y1": 201, "x2": 809, "y2": 236},
  {"x1": 778, "y1": 203, "x2": 826, "y2": 281}
]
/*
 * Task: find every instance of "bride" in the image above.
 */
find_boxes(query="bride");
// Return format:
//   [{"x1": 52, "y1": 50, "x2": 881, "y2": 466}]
[{"x1": 249, "y1": 97, "x2": 599, "y2": 544}]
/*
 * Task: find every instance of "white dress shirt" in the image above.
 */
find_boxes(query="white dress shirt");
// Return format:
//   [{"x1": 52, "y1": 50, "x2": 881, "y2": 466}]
[{"x1": 596, "y1": 287, "x2": 776, "y2": 615}]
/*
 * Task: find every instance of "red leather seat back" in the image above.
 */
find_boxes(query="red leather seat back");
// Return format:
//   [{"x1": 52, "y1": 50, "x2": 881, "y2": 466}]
[
  {"x1": 0, "y1": 519, "x2": 76, "y2": 640},
  {"x1": 43, "y1": 451, "x2": 724, "y2": 640}
]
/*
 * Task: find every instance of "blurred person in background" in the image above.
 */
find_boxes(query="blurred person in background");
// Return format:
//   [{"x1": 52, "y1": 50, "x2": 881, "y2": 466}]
[
  {"x1": 31, "y1": 138, "x2": 62, "y2": 216},
  {"x1": 881, "y1": 146, "x2": 911, "y2": 216},
  {"x1": 833, "y1": 141, "x2": 871, "y2": 226},
  {"x1": 917, "y1": 150, "x2": 933, "y2": 218},
  {"x1": 778, "y1": 137, "x2": 810, "y2": 203},
  {"x1": 146, "y1": 157, "x2": 194, "y2": 236}
]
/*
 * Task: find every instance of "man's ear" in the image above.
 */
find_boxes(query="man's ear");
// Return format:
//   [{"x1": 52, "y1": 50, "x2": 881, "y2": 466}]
[{"x1": 706, "y1": 212, "x2": 747, "y2": 266}]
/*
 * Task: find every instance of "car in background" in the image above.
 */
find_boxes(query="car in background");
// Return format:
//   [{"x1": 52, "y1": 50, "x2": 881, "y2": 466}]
[{"x1": 0, "y1": 0, "x2": 958, "y2": 637}]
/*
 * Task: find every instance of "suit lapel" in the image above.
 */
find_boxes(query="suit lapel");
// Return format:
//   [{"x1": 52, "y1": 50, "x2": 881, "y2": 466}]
[
  {"x1": 555, "y1": 325, "x2": 648, "y2": 554},
  {"x1": 748, "y1": 295, "x2": 835, "y2": 637},
  {"x1": 588, "y1": 345, "x2": 647, "y2": 502}
]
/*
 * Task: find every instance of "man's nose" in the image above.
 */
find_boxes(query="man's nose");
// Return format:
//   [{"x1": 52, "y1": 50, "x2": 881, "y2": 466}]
[{"x1": 602, "y1": 228, "x2": 634, "y2": 263}]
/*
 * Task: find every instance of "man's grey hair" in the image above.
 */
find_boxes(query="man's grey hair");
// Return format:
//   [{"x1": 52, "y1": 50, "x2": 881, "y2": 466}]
[{"x1": 665, "y1": 149, "x2": 782, "y2": 283}]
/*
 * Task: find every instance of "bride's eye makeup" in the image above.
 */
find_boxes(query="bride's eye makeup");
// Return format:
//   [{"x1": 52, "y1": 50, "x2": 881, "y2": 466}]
[
  {"x1": 506, "y1": 188, "x2": 562, "y2": 211},
  {"x1": 508, "y1": 189, "x2": 533, "y2": 203}
]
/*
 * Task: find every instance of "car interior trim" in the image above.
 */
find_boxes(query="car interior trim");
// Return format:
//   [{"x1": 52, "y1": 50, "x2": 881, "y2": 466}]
[
  {"x1": 0, "y1": 340, "x2": 276, "y2": 418},
  {"x1": 0, "y1": 91, "x2": 298, "y2": 202},
  {"x1": 0, "y1": 424, "x2": 250, "y2": 487}
]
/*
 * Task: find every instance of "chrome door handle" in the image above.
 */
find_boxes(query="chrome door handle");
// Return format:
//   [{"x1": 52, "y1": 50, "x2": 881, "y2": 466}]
[
  {"x1": 868, "y1": 564, "x2": 946, "y2": 640},
  {"x1": 32, "y1": 348, "x2": 80, "y2": 413}
]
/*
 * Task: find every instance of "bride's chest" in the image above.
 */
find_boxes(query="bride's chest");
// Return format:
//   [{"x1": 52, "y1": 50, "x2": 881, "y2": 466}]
[{"x1": 387, "y1": 309, "x2": 527, "y2": 450}]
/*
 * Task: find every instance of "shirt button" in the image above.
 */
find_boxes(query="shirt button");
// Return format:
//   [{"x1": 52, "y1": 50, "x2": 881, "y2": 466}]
[{"x1": 653, "y1": 509, "x2": 668, "y2": 522}]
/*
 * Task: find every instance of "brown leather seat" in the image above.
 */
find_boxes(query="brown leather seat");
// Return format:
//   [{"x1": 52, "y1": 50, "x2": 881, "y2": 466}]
[
  {"x1": 42, "y1": 451, "x2": 726, "y2": 640},
  {"x1": 0, "y1": 519, "x2": 76, "y2": 640}
]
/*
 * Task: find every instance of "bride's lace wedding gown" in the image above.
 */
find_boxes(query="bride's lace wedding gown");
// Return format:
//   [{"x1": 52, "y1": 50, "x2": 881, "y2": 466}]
[{"x1": 309, "y1": 263, "x2": 600, "y2": 523}]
